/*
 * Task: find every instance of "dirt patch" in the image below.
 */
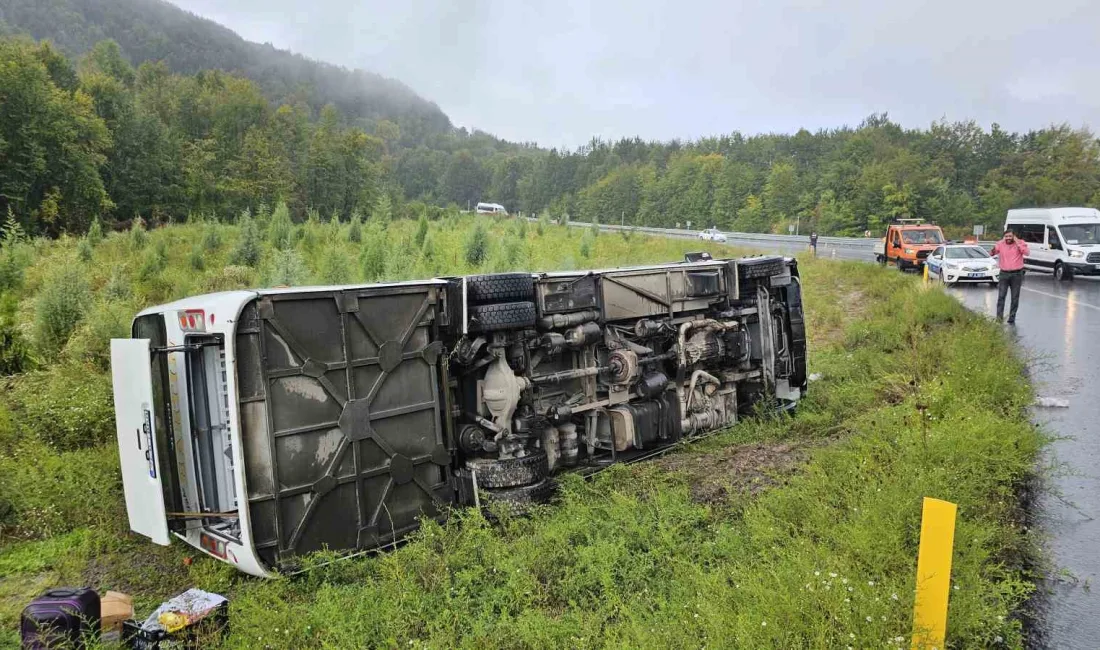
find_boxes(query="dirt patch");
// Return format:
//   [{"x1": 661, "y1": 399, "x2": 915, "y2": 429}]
[
  {"x1": 655, "y1": 438, "x2": 832, "y2": 505},
  {"x1": 809, "y1": 288, "x2": 867, "y2": 349}
]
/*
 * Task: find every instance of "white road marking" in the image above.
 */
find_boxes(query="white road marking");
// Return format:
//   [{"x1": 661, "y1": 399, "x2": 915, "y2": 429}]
[{"x1": 1021, "y1": 287, "x2": 1100, "y2": 311}]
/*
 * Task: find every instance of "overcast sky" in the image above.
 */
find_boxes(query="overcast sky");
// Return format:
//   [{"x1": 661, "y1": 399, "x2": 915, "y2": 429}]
[{"x1": 171, "y1": 0, "x2": 1100, "y2": 149}]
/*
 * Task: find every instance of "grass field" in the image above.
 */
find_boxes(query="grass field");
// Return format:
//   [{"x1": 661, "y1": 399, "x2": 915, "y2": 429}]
[{"x1": 0, "y1": 214, "x2": 1041, "y2": 648}]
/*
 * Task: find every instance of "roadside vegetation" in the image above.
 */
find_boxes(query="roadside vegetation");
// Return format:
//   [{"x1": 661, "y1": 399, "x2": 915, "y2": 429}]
[{"x1": 0, "y1": 215, "x2": 1040, "y2": 648}]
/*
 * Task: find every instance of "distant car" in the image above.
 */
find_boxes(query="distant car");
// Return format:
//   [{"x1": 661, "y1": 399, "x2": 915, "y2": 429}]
[
  {"x1": 476, "y1": 202, "x2": 508, "y2": 216},
  {"x1": 926, "y1": 244, "x2": 999, "y2": 286},
  {"x1": 698, "y1": 227, "x2": 727, "y2": 243}
]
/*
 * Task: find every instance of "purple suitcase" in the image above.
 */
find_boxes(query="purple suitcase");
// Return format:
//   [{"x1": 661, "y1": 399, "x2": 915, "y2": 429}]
[{"x1": 20, "y1": 587, "x2": 101, "y2": 649}]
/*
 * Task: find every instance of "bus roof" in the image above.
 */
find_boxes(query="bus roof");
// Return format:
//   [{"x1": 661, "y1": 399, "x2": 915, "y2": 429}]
[{"x1": 1006, "y1": 207, "x2": 1100, "y2": 222}]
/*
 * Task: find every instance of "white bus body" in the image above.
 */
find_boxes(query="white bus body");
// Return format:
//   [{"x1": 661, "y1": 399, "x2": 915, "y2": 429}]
[
  {"x1": 1005, "y1": 207, "x2": 1100, "y2": 280},
  {"x1": 111, "y1": 258, "x2": 808, "y2": 576},
  {"x1": 475, "y1": 202, "x2": 507, "y2": 215}
]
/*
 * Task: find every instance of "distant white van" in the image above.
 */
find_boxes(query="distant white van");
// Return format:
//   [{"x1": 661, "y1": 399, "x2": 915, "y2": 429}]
[
  {"x1": 1004, "y1": 207, "x2": 1100, "y2": 281},
  {"x1": 475, "y1": 202, "x2": 507, "y2": 216}
]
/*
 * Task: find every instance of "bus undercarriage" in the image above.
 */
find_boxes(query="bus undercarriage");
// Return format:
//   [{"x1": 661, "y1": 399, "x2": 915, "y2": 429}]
[{"x1": 112, "y1": 253, "x2": 806, "y2": 575}]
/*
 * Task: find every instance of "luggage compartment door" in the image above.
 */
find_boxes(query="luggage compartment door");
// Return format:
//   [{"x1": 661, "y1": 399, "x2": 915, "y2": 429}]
[
  {"x1": 235, "y1": 283, "x2": 453, "y2": 567},
  {"x1": 110, "y1": 338, "x2": 172, "y2": 546}
]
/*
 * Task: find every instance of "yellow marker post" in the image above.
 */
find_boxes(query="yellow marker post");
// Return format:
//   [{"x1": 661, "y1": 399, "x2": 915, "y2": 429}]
[
  {"x1": 911, "y1": 497, "x2": 957, "y2": 650},
  {"x1": 922, "y1": 262, "x2": 929, "y2": 285}
]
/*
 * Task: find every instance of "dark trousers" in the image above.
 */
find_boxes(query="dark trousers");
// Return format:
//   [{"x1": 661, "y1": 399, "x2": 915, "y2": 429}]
[{"x1": 996, "y1": 270, "x2": 1024, "y2": 321}]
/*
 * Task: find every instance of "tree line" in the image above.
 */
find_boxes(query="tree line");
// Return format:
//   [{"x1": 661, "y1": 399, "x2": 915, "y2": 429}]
[{"x1": 4, "y1": 35, "x2": 1100, "y2": 237}]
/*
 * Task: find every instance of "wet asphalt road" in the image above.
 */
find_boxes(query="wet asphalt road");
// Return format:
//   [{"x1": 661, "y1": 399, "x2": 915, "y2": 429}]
[
  {"x1": 737, "y1": 239, "x2": 1100, "y2": 646},
  {"x1": 947, "y1": 275, "x2": 1100, "y2": 648}
]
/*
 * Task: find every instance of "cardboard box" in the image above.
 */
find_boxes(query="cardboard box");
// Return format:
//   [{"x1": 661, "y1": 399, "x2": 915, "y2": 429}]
[{"x1": 101, "y1": 591, "x2": 134, "y2": 635}]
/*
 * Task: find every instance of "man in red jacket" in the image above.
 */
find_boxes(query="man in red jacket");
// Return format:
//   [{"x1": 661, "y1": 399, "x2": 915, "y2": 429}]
[{"x1": 992, "y1": 229, "x2": 1029, "y2": 324}]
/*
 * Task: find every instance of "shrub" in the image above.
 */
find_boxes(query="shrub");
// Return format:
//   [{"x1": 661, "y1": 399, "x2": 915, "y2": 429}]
[
  {"x1": 1, "y1": 212, "x2": 30, "y2": 291},
  {"x1": 64, "y1": 299, "x2": 134, "y2": 369},
  {"x1": 299, "y1": 223, "x2": 319, "y2": 252},
  {"x1": 32, "y1": 264, "x2": 92, "y2": 356},
  {"x1": 137, "y1": 240, "x2": 168, "y2": 281},
  {"x1": 372, "y1": 194, "x2": 392, "y2": 228},
  {"x1": 317, "y1": 247, "x2": 353, "y2": 285},
  {"x1": 231, "y1": 214, "x2": 262, "y2": 267},
  {"x1": 268, "y1": 201, "x2": 294, "y2": 251},
  {"x1": 254, "y1": 202, "x2": 271, "y2": 230},
  {"x1": 329, "y1": 210, "x2": 343, "y2": 242},
  {"x1": 359, "y1": 232, "x2": 386, "y2": 282},
  {"x1": 263, "y1": 249, "x2": 309, "y2": 287},
  {"x1": 0, "y1": 295, "x2": 31, "y2": 375},
  {"x1": 6, "y1": 363, "x2": 115, "y2": 451},
  {"x1": 129, "y1": 218, "x2": 147, "y2": 250},
  {"x1": 86, "y1": 217, "x2": 103, "y2": 246},
  {"x1": 464, "y1": 221, "x2": 490, "y2": 267},
  {"x1": 421, "y1": 232, "x2": 435, "y2": 261},
  {"x1": 414, "y1": 213, "x2": 429, "y2": 248},
  {"x1": 516, "y1": 218, "x2": 527, "y2": 239},
  {"x1": 590, "y1": 215, "x2": 600, "y2": 237},
  {"x1": 383, "y1": 240, "x2": 414, "y2": 281},
  {"x1": 0, "y1": 246, "x2": 23, "y2": 292},
  {"x1": 202, "y1": 224, "x2": 221, "y2": 251},
  {"x1": 189, "y1": 244, "x2": 206, "y2": 271},
  {"x1": 348, "y1": 212, "x2": 363, "y2": 243},
  {"x1": 490, "y1": 235, "x2": 523, "y2": 272},
  {"x1": 103, "y1": 266, "x2": 130, "y2": 301},
  {"x1": 579, "y1": 235, "x2": 592, "y2": 258},
  {"x1": 76, "y1": 238, "x2": 94, "y2": 262},
  {"x1": 203, "y1": 265, "x2": 256, "y2": 292},
  {"x1": 0, "y1": 323, "x2": 31, "y2": 376}
]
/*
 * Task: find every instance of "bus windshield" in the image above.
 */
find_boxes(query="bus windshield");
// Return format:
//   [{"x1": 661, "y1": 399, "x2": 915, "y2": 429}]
[
  {"x1": 901, "y1": 229, "x2": 943, "y2": 245},
  {"x1": 1059, "y1": 224, "x2": 1100, "y2": 245}
]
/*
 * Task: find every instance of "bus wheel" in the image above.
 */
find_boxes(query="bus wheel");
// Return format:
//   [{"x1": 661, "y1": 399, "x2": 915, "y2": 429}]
[{"x1": 1054, "y1": 262, "x2": 1074, "y2": 282}]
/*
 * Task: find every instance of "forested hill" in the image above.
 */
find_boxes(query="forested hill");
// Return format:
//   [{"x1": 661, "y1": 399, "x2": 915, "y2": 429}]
[
  {"x1": 2, "y1": 2, "x2": 1100, "y2": 240},
  {"x1": 0, "y1": 0, "x2": 451, "y2": 145}
]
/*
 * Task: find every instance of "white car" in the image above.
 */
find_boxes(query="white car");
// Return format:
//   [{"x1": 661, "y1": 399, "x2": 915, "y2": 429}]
[
  {"x1": 926, "y1": 244, "x2": 999, "y2": 286},
  {"x1": 698, "y1": 228, "x2": 727, "y2": 243}
]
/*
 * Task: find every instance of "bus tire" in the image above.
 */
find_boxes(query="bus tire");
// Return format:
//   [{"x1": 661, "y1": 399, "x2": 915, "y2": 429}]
[
  {"x1": 468, "y1": 301, "x2": 537, "y2": 332},
  {"x1": 466, "y1": 273, "x2": 535, "y2": 304}
]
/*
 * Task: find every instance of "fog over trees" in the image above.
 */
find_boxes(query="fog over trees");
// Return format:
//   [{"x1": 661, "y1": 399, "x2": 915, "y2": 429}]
[{"x1": 2, "y1": 0, "x2": 1100, "y2": 237}]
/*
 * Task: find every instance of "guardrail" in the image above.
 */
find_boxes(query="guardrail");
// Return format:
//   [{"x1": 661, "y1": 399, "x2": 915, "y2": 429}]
[
  {"x1": 534, "y1": 219, "x2": 994, "y2": 250},
  {"x1": 537, "y1": 219, "x2": 877, "y2": 248}
]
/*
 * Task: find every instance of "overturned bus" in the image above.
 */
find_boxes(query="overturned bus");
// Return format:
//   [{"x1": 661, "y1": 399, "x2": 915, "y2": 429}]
[{"x1": 110, "y1": 253, "x2": 807, "y2": 577}]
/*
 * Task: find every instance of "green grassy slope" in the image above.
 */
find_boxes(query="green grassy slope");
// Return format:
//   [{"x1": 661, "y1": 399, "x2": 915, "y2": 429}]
[{"x1": 0, "y1": 217, "x2": 1040, "y2": 648}]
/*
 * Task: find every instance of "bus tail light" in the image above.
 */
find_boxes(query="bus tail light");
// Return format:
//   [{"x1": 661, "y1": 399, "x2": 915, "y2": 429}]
[{"x1": 177, "y1": 309, "x2": 206, "y2": 332}]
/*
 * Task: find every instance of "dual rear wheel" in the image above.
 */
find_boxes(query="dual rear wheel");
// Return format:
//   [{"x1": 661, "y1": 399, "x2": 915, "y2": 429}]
[{"x1": 461, "y1": 273, "x2": 553, "y2": 514}]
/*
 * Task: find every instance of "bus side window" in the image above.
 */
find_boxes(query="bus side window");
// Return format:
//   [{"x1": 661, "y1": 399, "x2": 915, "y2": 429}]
[
  {"x1": 1016, "y1": 223, "x2": 1045, "y2": 244},
  {"x1": 1047, "y1": 226, "x2": 1063, "y2": 250}
]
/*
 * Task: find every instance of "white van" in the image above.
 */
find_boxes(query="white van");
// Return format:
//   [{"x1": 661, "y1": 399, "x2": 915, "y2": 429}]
[
  {"x1": 1004, "y1": 207, "x2": 1100, "y2": 281},
  {"x1": 475, "y1": 202, "x2": 507, "y2": 215}
]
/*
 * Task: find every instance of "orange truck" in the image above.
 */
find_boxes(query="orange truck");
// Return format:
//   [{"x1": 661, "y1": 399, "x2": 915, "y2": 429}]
[{"x1": 872, "y1": 220, "x2": 946, "y2": 270}]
